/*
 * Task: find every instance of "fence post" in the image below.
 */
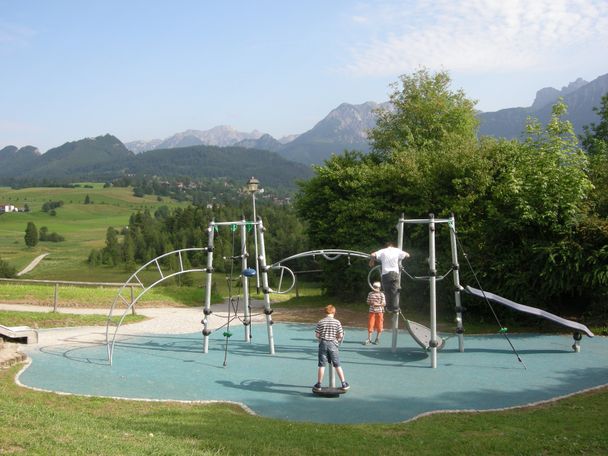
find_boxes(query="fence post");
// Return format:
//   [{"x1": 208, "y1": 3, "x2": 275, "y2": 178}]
[
  {"x1": 130, "y1": 286, "x2": 136, "y2": 315},
  {"x1": 53, "y1": 283, "x2": 58, "y2": 312},
  {"x1": 294, "y1": 273, "x2": 299, "y2": 298}
]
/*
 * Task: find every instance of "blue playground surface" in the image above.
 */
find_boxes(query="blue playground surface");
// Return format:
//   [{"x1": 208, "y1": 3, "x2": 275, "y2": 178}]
[{"x1": 17, "y1": 323, "x2": 608, "y2": 424}]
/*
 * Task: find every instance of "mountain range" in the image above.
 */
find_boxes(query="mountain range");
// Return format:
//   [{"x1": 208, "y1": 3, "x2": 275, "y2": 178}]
[
  {"x1": 2, "y1": 72, "x2": 607, "y2": 178},
  {"x1": 478, "y1": 73, "x2": 608, "y2": 139},
  {"x1": 0, "y1": 136, "x2": 312, "y2": 190},
  {"x1": 124, "y1": 101, "x2": 386, "y2": 164},
  {"x1": 122, "y1": 73, "x2": 607, "y2": 165}
]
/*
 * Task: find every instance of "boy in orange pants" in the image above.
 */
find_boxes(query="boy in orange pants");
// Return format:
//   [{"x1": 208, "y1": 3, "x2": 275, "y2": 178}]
[{"x1": 364, "y1": 282, "x2": 385, "y2": 345}]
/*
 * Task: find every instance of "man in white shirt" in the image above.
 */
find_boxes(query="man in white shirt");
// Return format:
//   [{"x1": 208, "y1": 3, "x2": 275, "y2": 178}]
[{"x1": 369, "y1": 242, "x2": 410, "y2": 312}]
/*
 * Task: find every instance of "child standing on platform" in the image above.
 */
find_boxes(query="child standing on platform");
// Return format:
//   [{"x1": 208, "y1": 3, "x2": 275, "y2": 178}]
[
  {"x1": 314, "y1": 304, "x2": 350, "y2": 391},
  {"x1": 364, "y1": 281, "x2": 386, "y2": 345}
]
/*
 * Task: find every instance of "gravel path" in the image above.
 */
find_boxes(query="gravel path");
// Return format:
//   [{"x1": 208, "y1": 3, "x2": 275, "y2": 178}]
[
  {"x1": 0, "y1": 300, "x2": 270, "y2": 347},
  {"x1": 16, "y1": 253, "x2": 49, "y2": 276}
]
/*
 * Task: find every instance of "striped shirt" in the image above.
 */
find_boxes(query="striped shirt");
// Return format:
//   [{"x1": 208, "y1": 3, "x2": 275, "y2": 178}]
[
  {"x1": 315, "y1": 316, "x2": 344, "y2": 342},
  {"x1": 367, "y1": 291, "x2": 386, "y2": 313}
]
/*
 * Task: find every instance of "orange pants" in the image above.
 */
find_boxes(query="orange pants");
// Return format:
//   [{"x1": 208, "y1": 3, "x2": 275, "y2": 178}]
[{"x1": 367, "y1": 312, "x2": 384, "y2": 333}]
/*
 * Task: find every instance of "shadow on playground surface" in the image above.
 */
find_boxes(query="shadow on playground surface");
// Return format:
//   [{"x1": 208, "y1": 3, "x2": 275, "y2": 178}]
[{"x1": 17, "y1": 323, "x2": 608, "y2": 424}]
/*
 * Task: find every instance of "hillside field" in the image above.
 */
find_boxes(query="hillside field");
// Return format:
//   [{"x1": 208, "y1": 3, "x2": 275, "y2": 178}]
[{"x1": 0, "y1": 184, "x2": 190, "y2": 282}]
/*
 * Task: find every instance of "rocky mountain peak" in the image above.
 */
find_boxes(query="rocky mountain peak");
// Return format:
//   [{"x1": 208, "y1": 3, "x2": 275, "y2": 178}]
[{"x1": 531, "y1": 77, "x2": 590, "y2": 111}]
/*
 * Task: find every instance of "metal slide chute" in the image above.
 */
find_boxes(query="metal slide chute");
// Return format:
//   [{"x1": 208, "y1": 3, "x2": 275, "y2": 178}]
[{"x1": 464, "y1": 286, "x2": 593, "y2": 351}]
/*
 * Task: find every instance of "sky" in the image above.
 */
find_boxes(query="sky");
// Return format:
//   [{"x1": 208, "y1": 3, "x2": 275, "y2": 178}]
[{"x1": 1, "y1": 0, "x2": 607, "y2": 152}]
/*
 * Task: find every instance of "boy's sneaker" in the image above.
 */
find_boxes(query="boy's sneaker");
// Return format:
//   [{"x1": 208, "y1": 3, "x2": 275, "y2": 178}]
[
  {"x1": 313, "y1": 383, "x2": 322, "y2": 391},
  {"x1": 373, "y1": 338, "x2": 380, "y2": 345},
  {"x1": 341, "y1": 381, "x2": 350, "y2": 391},
  {"x1": 363, "y1": 339, "x2": 371, "y2": 345}
]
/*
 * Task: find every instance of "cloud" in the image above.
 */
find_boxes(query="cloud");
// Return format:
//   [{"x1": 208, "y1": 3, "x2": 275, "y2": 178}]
[
  {"x1": 344, "y1": 0, "x2": 608, "y2": 76},
  {"x1": 0, "y1": 21, "x2": 36, "y2": 50}
]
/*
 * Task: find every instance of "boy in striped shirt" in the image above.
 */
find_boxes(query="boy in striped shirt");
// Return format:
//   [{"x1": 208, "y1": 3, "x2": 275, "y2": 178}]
[
  {"x1": 314, "y1": 305, "x2": 350, "y2": 391},
  {"x1": 364, "y1": 281, "x2": 386, "y2": 345}
]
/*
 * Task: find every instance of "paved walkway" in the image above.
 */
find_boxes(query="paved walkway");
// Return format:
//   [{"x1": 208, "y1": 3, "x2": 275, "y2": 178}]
[{"x1": 0, "y1": 300, "x2": 268, "y2": 347}]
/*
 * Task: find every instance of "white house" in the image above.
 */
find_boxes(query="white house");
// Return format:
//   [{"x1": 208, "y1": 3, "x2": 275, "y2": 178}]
[{"x1": 0, "y1": 204, "x2": 18, "y2": 213}]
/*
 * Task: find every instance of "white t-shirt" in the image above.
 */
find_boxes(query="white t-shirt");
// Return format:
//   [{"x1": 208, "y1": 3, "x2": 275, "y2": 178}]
[{"x1": 373, "y1": 246, "x2": 409, "y2": 275}]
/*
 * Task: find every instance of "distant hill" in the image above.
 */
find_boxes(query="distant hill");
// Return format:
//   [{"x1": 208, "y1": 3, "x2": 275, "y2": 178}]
[
  {"x1": 131, "y1": 146, "x2": 312, "y2": 189},
  {"x1": 18, "y1": 134, "x2": 135, "y2": 180},
  {"x1": 0, "y1": 145, "x2": 41, "y2": 177},
  {"x1": 235, "y1": 133, "x2": 283, "y2": 152},
  {"x1": 0, "y1": 135, "x2": 311, "y2": 190},
  {"x1": 478, "y1": 73, "x2": 608, "y2": 139}
]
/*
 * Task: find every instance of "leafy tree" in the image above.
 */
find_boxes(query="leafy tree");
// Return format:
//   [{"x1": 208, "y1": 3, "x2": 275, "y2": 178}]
[
  {"x1": 581, "y1": 92, "x2": 608, "y2": 217},
  {"x1": 297, "y1": 71, "x2": 603, "y2": 314},
  {"x1": 84, "y1": 194, "x2": 91, "y2": 204},
  {"x1": 297, "y1": 69, "x2": 485, "y2": 299},
  {"x1": 24, "y1": 222, "x2": 38, "y2": 247},
  {"x1": 0, "y1": 256, "x2": 16, "y2": 278},
  {"x1": 369, "y1": 68, "x2": 478, "y2": 159},
  {"x1": 581, "y1": 93, "x2": 608, "y2": 157}
]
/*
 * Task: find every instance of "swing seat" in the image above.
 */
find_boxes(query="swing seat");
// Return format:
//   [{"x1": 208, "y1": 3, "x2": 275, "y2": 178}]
[
  {"x1": 405, "y1": 320, "x2": 446, "y2": 351},
  {"x1": 243, "y1": 268, "x2": 257, "y2": 277},
  {"x1": 312, "y1": 386, "x2": 347, "y2": 397}
]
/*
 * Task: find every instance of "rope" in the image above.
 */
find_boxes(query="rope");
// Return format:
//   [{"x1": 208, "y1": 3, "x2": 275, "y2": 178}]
[
  {"x1": 450, "y1": 225, "x2": 527, "y2": 369},
  {"x1": 222, "y1": 227, "x2": 237, "y2": 367}
]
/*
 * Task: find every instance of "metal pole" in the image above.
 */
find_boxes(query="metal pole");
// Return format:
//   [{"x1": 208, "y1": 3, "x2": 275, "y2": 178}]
[
  {"x1": 429, "y1": 213, "x2": 438, "y2": 368},
  {"x1": 448, "y1": 214, "x2": 465, "y2": 352},
  {"x1": 202, "y1": 221, "x2": 215, "y2": 353},
  {"x1": 53, "y1": 283, "x2": 58, "y2": 312},
  {"x1": 252, "y1": 192, "x2": 260, "y2": 293},
  {"x1": 240, "y1": 217, "x2": 251, "y2": 343},
  {"x1": 256, "y1": 217, "x2": 275, "y2": 354},
  {"x1": 130, "y1": 286, "x2": 136, "y2": 316},
  {"x1": 329, "y1": 361, "x2": 336, "y2": 388},
  {"x1": 392, "y1": 214, "x2": 405, "y2": 353}
]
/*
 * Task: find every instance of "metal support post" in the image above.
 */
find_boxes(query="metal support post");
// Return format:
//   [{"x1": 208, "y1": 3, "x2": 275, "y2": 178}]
[
  {"x1": 202, "y1": 221, "x2": 215, "y2": 353},
  {"x1": 240, "y1": 217, "x2": 251, "y2": 342},
  {"x1": 391, "y1": 214, "x2": 405, "y2": 353},
  {"x1": 448, "y1": 214, "x2": 465, "y2": 352},
  {"x1": 329, "y1": 361, "x2": 336, "y2": 388},
  {"x1": 429, "y1": 213, "x2": 438, "y2": 368},
  {"x1": 53, "y1": 283, "x2": 58, "y2": 312},
  {"x1": 256, "y1": 217, "x2": 275, "y2": 354}
]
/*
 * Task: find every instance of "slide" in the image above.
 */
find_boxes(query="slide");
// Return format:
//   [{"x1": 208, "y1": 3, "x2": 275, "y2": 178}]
[{"x1": 464, "y1": 286, "x2": 594, "y2": 337}]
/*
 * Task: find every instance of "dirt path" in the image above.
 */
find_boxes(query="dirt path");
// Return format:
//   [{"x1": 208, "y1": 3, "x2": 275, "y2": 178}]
[{"x1": 17, "y1": 253, "x2": 49, "y2": 276}]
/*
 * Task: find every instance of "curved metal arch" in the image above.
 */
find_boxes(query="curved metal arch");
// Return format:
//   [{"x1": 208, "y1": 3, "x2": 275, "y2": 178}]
[
  {"x1": 269, "y1": 249, "x2": 371, "y2": 268},
  {"x1": 106, "y1": 247, "x2": 208, "y2": 364}
]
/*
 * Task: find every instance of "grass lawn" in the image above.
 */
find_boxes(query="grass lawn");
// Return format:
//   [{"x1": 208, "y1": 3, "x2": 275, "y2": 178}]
[
  {"x1": 1, "y1": 362, "x2": 607, "y2": 455},
  {"x1": 0, "y1": 185, "x2": 189, "y2": 281},
  {"x1": 0, "y1": 310, "x2": 145, "y2": 328}
]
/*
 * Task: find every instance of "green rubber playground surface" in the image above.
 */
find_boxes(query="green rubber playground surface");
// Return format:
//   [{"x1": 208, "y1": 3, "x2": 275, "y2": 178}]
[{"x1": 17, "y1": 323, "x2": 608, "y2": 424}]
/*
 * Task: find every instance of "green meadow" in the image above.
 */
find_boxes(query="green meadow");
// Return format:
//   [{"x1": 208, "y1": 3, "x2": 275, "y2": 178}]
[{"x1": 0, "y1": 185, "x2": 189, "y2": 281}]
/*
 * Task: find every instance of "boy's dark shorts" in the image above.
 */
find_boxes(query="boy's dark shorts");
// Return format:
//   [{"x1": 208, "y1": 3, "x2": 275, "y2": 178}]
[{"x1": 318, "y1": 340, "x2": 341, "y2": 367}]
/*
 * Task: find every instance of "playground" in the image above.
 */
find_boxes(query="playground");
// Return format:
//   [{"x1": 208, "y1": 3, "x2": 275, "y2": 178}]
[
  {"x1": 14, "y1": 308, "x2": 608, "y2": 424},
  {"x1": 7, "y1": 213, "x2": 608, "y2": 425}
]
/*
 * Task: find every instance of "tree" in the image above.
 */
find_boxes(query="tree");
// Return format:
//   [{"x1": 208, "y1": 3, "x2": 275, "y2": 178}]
[
  {"x1": 581, "y1": 92, "x2": 608, "y2": 217},
  {"x1": 297, "y1": 69, "x2": 484, "y2": 298},
  {"x1": 581, "y1": 92, "x2": 608, "y2": 158},
  {"x1": 24, "y1": 222, "x2": 38, "y2": 247},
  {"x1": 84, "y1": 194, "x2": 91, "y2": 204},
  {"x1": 369, "y1": 68, "x2": 478, "y2": 159},
  {"x1": 0, "y1": 256, "x2": 16, "y2": 278}
]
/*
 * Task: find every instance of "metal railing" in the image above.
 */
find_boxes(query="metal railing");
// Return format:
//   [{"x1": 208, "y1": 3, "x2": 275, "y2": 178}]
[{"x1": 0, "y1": 278, "x2": 138, "y2": 314}]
